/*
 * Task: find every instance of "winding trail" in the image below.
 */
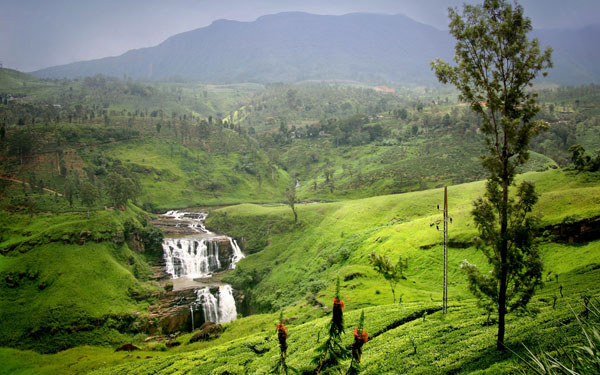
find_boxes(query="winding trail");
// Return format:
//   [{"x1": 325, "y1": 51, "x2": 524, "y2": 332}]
[{"x1": 0, "y1": 175, "x2": 63, "y2": 196}]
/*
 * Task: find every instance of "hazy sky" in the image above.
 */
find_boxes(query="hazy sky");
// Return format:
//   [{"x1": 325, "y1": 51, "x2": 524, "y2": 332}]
[{"x1": 1, "y1": 0, "x2": 599, "y2": 72}]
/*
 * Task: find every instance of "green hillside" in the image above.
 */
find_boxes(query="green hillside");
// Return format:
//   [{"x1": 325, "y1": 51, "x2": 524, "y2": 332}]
[
  {"x1": 0, "y1": 204, "x2": 162, "y2": 353},
  {"x1": 1, "y1": 69, "x2": 600, "y2": 375},
  {"x1": 208, "y1": 169, "x2": 600, "y2": 312},
  {"x1": 0, "y1": 169, "x2": 598, "y2": 374}
]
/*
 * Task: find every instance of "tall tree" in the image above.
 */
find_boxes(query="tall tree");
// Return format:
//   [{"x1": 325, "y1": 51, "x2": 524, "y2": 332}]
[
  {"x1": 431, "y1": 0, "x2": 552, "y2": 350},
  {"x1": 568, "y1": 144, "x2": 588, "y2": 171},
  {"x1": 80, "y1": 181, "x2": 99, "y2": 217},
  {"x1": 106, "y1": 172, "x2": 139, "y2": 209},
  {"x1": 8, "y1": 129, "x2": 33, "y2": 165}
]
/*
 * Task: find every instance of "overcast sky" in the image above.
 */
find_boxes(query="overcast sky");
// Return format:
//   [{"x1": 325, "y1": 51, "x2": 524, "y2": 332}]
[{"x1": 1, "y1": 0, "x2": 599, "y2": 72}]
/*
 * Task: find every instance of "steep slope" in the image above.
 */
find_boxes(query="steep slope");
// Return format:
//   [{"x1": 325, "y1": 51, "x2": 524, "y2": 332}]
[{"x1": 0, "y1": 205, "x2": 162, "y2": 353}]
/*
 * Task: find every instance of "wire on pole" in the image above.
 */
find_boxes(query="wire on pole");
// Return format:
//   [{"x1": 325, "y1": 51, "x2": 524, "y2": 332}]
[{"x1": 430, "y1": 186, "x2": 452, "y2": 314}]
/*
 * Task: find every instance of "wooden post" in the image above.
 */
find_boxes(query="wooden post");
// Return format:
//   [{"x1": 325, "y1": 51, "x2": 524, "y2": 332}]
[{"x1": 432, "y1": 187, "x2": 450, "y2": 314}]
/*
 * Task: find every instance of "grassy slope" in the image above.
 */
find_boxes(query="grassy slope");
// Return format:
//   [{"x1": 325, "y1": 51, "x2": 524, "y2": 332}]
[
  {"x1": 82, "y1": 282, "x2": 597, "y2": 375},
  {"x1": 0, "y1": 204, "x2": 160, "y2": 353},
  {"x1": 0, "y1": 169, "x2": 593, "y2": 374},
  {"x1": 209, "y1": 169, "x2": 600, "y2": 311},
  {"x1": 0, "y1": 68, "x2": 43, "y2": 90},
  {"x1": 284, "y1": 134, "x2": 557, "y2": 201},
  {"x1": 97, "y1": 136, "x2": 291, "y2": 209},
  {"x1": 1, "y1": 279, "x2": 596, "y2": 375}
]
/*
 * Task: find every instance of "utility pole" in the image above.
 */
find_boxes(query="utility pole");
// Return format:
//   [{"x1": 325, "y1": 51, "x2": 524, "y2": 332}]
[
  {"x1": 442, "y1": 186, "x2": 448, "y2": 314},
  {"x1": 431, "y1": 186, "x2": 451, "y2": 314}
]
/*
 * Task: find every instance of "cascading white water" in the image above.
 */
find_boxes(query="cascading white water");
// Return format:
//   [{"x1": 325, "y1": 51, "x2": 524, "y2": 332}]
[
  {"x1": 192, "y1": 285, "x2": 237, "y2": 324},
  {"x1": 162, "y1": 238, "x2": 221, "y2": 278},
  {"x1": 162, "y1": 211, "x2": 212, "y2": 234},
  {"x1": 218, "y1": 285, "x2": 237, "y2": 323},
  {"x1": 195, "y1": 287, "x2": 219, "y2": 323},
  {"x1": 228, "y1": 238, "x2": 245, "y2": 269},
  {"x1": 162, "y1": 211, "x2": 244, "y2": 278},
  {"x1": 161, "y1": 210, "x2": 241, "y2": 326}
]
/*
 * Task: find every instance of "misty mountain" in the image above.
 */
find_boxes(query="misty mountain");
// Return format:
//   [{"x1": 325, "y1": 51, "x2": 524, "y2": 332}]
[{"x1": 31, "y1": 12, "x2": 600, "y2": 85}]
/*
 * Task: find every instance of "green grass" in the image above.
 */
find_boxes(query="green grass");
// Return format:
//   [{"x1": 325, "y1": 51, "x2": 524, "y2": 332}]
[
  {"x1": 0, "y1": 204, "x2": 160, "y2": 353},
  {"x1": 81, "y1": 169, "x2": 599, "y2": 375},
  {"x1": 96, "y1": 136, "x2": 291, "y2": 209},
  {"x1": 48, "y1": 274, "x2": 595, "y2": 375},
  {"x1": 1, "y1": 169, "x2": 599, "y2": 374},
  {"x1": 0, "y1": 68, "x2": 47, "y2": 91},
  {"x1": 209, "y1": 169, "x2": 600, "y2": 311},
  {"x1": 279, "y1": 133, "x2": 557, "y2": 202}
]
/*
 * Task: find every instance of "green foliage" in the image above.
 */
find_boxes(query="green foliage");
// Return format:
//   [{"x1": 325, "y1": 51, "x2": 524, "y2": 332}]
[
  {"x1": 431, "y1": 0, "x2": 553, "y2": 350},
  {"x1": 0, "y1": 170, "x2": 599, "y2": 374},
  {"x1": 208, "y1": 169, "x2": 600, "y2": 317},
  {"x1": 312, "y1": 278, "x2": 350, "y2": 374},
  {"x1": 0, "y1": 207, "x2": 160, "y2": 353},
  {"x1": 368, "y1": 251, "x2": 406, "y2": 303},
  {"x1": 347, "y1": 310, "x2": 368, "y2": 375},
  {"x1": 516, "y1": 299, "x2": 600, "y2": 374},
  {"x1": 106, "y1": 171, "x2": 140, "y2": 208},
  {"x1": 569, "y1": 144, "x2": 600, "y2": 172},
  {"x1": 463, "y1": 180, "x2": 543, "y2": 319},
  {"x1": 7, "y1": 129, "x2": 33, "y2": 163},
  {"x1": 1, "y1": 65, "x2": 600, "y2": 375},
  {"x1": 80, "y1": 181, "x2": 99, "y2": 212}
]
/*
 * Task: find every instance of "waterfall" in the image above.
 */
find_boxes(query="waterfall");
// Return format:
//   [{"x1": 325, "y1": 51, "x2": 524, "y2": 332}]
[
  {"x1": 162, "y1": 211, "x2": 212, "y2": 234},
  {"x1": 228, "y1": 238, "x2": 245, "y2": 269},
  {"x1": 193, "y1": 286, "x2": 237, "y2": 325},
  {"x1": 218, "y1": 285, "x2": 237, "y2": 323},
  {"x1": 161, "y1": 210, "x2": 241, "y2": 328},
  {"x1": 195, "y1": 287, "x2": 219, "y2": 323},
  {"x1": 162, "y1": 211, "x2": 245, "y2": 278},
  {"x1": 162, "y1": 238, "x2": 221, "y2": 278},
  {"x1": 190, "y1": 305, "x2": 195, "y2": 331}
]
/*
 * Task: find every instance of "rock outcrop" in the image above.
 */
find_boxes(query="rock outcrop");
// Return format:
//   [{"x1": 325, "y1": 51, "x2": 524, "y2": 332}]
[{"x1": 189, "y1": 322, "x2": 222, "y2": 343}]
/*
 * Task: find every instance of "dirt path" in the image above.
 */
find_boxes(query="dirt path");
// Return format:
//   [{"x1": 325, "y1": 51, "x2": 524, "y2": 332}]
[{"x1": 0, "y1": 175, "x2": 63, "y2": 196}]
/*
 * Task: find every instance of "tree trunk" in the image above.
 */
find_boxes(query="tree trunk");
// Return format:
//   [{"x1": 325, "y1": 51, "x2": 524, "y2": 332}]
[
  {"x1": 497, "y1": 162, "x2": 509, "y2": 351},
  {"x1": 293, "y1": 209, "x2": 297, "y2": 223}
]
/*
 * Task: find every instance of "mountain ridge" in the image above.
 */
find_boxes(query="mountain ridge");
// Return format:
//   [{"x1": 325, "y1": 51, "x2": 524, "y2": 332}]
[{"x1": 31, "y1": 12, "x2": 600, "y2": 85}]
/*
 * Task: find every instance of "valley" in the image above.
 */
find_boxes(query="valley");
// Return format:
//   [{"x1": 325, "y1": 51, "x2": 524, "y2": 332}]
[{"x1": 2, "y1": 4, "x2": 600, "y2": 374}]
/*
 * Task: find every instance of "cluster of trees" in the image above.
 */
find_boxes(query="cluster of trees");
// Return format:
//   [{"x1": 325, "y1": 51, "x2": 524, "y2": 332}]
[
  {"x1": 569, "y1": 144, "x2": 600, "y2": 171},
  {"x1": 1, "y1": 143, "x2": 142, "y2": 214},
  {"x1": 245, "y1": 84, "x2": 403, "y2": 130},
  {"x1": 259, "y1": 105, "x2": 486, "y2": 150}
]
